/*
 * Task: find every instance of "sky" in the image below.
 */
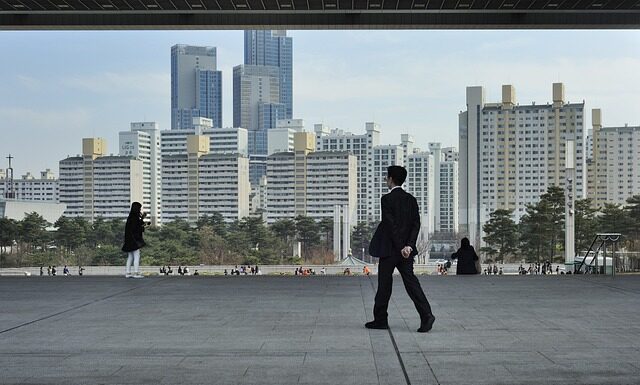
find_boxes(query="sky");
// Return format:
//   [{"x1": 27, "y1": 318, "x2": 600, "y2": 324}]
[{"x1": 1, "y1": 30, "x2": 639, "y2": 176}]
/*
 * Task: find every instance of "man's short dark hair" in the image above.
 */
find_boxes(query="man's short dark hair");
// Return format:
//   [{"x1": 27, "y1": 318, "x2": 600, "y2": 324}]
[{"x1": 387, "y1": 165, "x2": 407, "y2": 186}]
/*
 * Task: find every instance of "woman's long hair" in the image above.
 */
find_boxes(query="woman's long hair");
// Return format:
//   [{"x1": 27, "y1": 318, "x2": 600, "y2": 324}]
[{"x1": 129, "y1": 202, "x2": 142, "y2": 217}]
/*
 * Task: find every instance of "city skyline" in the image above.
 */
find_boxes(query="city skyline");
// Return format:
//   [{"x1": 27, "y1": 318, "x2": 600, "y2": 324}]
[{"x1": 1, "y1": 30, "x2": 639, "y2": 175}]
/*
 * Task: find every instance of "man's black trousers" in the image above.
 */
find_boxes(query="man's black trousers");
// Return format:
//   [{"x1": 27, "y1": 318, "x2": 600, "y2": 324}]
[{"x1": 373, "y1": 254, "x2": 432, "y2": 323}]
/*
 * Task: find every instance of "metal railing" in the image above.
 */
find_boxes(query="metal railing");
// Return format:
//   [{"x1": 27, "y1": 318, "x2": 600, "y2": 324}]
[{"x1": 575, "y1": 233, "x2": 621, "y2": 275}]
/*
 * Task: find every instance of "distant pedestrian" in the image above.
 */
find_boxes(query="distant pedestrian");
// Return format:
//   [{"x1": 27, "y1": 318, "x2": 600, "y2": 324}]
[
  {"x1": 52, "y1": 266, "x2": 57, "y2": 276},
  {"x1": 184, "y1": 266, "x2": 189, "y2": 275},
  {"x1": 40, "y1": 266, "x2": 43, "y2": 276},
  {"x1": 193, "y1": 270, "x2": 199, "y2": 276},
  {"x1": 47, "y1": 265, "x2": 52, "y2": 276},
  {"x1": 122, "y1": 201, "x2": 146, "y2": 279},
  {"x1": 493, "y1": 265, "x2": 498, "y2": 275},
  {"x1": 555, "y1": 266, "x2": 559, "y2": 274},
  {"x1": 224, "y1": 269, "x2": 228, "y2": 276},
  {"x1": 178, "y1": 266, "x2": 183, "y2": 276},
  {"x1": 451, "y1": 238, "x2": 480, "y2": 275},
  {"x1": 255, "y1": 265, "x2": 259, "y2": 275},
  {"x1": 78, "y1": 266, "x2": 85, "y2": 276},
  {"x1": 63, "y1": 265, "x2": 69, "y2": 276},
  {"x1": 499, "y1": 267, "x2": 503, "y2": 275}
]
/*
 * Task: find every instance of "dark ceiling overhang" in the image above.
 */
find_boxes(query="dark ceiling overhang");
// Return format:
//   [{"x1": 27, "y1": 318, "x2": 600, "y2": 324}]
[{"x1": 1, "y1": 0, "x2": 640, "y2": 29}]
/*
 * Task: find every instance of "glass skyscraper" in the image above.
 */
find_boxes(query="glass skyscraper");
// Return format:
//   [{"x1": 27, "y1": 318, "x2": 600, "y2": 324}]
[
  {"x1": 171, "y1": 45, "x2": 222, "y2": 130},
  {"x1": 244, "y1": 30, "x2": 292, "y2": 119}
]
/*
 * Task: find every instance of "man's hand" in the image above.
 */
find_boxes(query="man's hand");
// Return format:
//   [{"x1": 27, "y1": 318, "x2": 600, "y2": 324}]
[{"x1": 401, "y1": 246, "x2": 413, "y2": 258}]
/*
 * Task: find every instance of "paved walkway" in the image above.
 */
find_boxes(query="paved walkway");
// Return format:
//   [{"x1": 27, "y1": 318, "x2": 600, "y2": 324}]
[{"x1": 1, "y1": 275, "x2": 639, "y2": 384}]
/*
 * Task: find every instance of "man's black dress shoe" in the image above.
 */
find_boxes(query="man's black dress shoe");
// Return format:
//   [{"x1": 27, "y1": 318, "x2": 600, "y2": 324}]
[
  {"x1": 417, "y1": 314, "x2": 435, "y2": 333},
  {"x1": 365, "y1": 320, "x2": 389, "y2": 330}
]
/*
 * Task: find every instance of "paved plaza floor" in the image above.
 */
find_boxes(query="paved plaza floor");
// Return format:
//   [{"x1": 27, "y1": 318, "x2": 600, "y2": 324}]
[{"x1": 1, "y1": 274, "x2": 639, "y2": 384}]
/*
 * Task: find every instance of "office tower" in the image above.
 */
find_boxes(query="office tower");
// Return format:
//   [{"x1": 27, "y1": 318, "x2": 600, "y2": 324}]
[
  {"x1": 588, "y1": 108, "x2": 640, "y2": 207},
  {"x1": 120, "y1": 122, "x2": 161, "y2": 226},
  {"x1": 266, "y1": 132, "x2": 357, "y2": 224},
  {"x1": 459, "y1": 83, "x2": 585, "y2": 246},
  {"x1": 0, "y1": 169, "x2": 58, "y2": 202},
  {"x1": 161, "y1": 135, "x2": 250, "y2": 224},
  {"x1": 315, "y1": 122, "x2": 381, "y2": 223},
  {"x1": 59, "y1": 138, "x2": 144, "y2": 220},
  {"x1": 171, "y1": 45, "x2": 222, "y2": 130},
  {"x1": 244, "y1": 30, "x2": 293, "y2": 119},
  {"x1": 233, "y1": 64, "x2": 283, "y2": 184}
]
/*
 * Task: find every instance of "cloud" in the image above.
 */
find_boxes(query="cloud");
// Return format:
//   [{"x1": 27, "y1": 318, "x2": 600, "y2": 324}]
[
  {"x1": 63, "y1": 71, "x2": 169, "y2": 100},
  {"x1": 16, "y1": 75, "x2": 41, "y2": 90},
  {"x1": 0, "y1": 106, "x2": 92, "y2": 131}
]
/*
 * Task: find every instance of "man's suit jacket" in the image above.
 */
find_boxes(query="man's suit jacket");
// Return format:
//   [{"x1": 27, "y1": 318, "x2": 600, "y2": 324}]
[{"x1": 368, "y1": 187, "x2": 421, "y2": 259}]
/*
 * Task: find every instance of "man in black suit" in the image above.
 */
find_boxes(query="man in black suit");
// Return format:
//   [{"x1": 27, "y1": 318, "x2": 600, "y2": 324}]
[{"x1": 366, "y1": 165, "x2": 435, "y2": 333}]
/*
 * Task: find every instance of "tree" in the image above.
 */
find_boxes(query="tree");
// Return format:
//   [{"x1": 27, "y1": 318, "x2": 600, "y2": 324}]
[
  {"x1": 0, "y1": 218, "x2": 18, "y2": 267},
  {"x1": 294, "y1": 216, "x2": 320, "y2": 260},
  {"x1": 318, "y1": 218, "x2": 334, "y2": 251},
  {"x1": 575, "y1": 199, "x2": 598, "y2": 252},
  {"x1": 481, "y1": 209, "x2": 518, "y2": 263},
  {"x1": 18, "y1": 212, "x2": 50, "y2": 265},
  {"x1": 351, "y1": 221, "x2": 376, "y2": 260},
  {"x1": 197, "y1": 225, "x2": 228, "y2": 264},
  {"x1": 624, "y1": 195, "x2": 640, "y2": 250},
  {"x1": 54, "y1": 216, "x2": 88, "y2": 255},
  {"x1": 271, "y1": 219, "x2": 296, "y2": 260},
  {"x1": 197, "y1": 212, "x2": 227, "y2": 238},
  {"x1": 519, "y1": 204, "x2": 546, "y2": 263}
]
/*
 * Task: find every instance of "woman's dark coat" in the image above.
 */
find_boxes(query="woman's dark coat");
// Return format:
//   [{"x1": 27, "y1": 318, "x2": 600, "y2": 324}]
[
  {"x1": 451, "y1": 245, "x2": 479, "y2": 275},
  {"x1": 122, "y1": 214, "x2": 146, "y2": 252}
]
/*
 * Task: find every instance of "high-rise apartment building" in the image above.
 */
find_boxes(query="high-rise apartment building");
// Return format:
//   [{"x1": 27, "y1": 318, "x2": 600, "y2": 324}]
[
  {"x1": 266, "y1": 132, "x2": 356, "y2": 259},
  {"x1": 460, "y1": 83, "x2": 585, "y2": 245},
  {"x1": 171, "y1": 45, "x2": 222, "y2": 130},
  {"x1": 119, "y1": 122, "x2": 161, "y2": 226},
  {"x1": 160, "y1": 118, "x2": 248, "y2": 157},
  {"x1": 371, "y1": 145, "x2": 405, "y2": 220},
  {"x1": 161, "y1": 135, "x2": 250, "y2": 224},
  {"x1": 588, "y1": 108, "x2": 640, "y2": 207},
  {"x1": 406, "y1": 151, "x2": 435, "y2": 251},
  {"x1": 267, "y1": 119, "x2": 304, "y2": 155},
  {"x1": 244, "y1": 30, "x2": 293, "y2": 119},
  {"x1": 59, "y1": 138, "x2": 144, "y2": 220},
  {"x1": 0, "y1": 169, "x2": 58, "y2": 202},
  {"x1": 428, "y1": 143, "x2": 459, "y2": 234},
  {"x1": 315, "y1": 122, "x2": 381, "y2": 223},
  {"x1": 266, "y1": 132, "x2": 357, "y2": 223},
  {"x1": 233, "y1": 64, "x2": 283, "y2": 184}
]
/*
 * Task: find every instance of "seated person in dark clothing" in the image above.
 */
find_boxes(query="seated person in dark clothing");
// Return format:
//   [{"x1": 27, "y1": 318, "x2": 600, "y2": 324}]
[{"x1": 450, "y1": 237, "x2": 480, "y2": 275}]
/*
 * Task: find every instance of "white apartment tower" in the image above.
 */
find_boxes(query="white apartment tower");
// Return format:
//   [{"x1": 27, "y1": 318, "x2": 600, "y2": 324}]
[
  {"x1": 120, "y1": 122, "x2": 161, "y2": 225},
  {"x1": 266, "y1": 132, "x2": 357, "y2": 259},
  {"x1": 59, "y1": 138, "x2": 144, "y2": 221},
  {"x1": 428, "y1": 143, "x2": 459, "y2": 234},
  {"x1": 315, "y1": 122, "x2": 381, "y2": 223},
  {"x1": 161, "y1": 135, "x2": 250, "y2": 224},
  {"x1": 460, "y1": 83, "x2": 585, "y2": 245},
  {"x1": 0, "y1": 169, "x2": 58, "y2": 202},
  {"x1": 588, "y1": 108, "x2": 640, "y2": 207},
  {"x1": 406, "y1": 151, "x2": 435, "y2": 251},
  {"x1": 372, "y1": 144, "x2": 405, "y2": 220},
  {"x1": 266, "y1": 132, "x2": 357, "y2": 223}
]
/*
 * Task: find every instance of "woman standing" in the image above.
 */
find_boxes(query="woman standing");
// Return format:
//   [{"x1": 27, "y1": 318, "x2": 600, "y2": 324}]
[
  {"x1": 122, "y1": 202, "x2": 146, "y2": 278},
  {"x1": 450, "y1": 237, "x2": 480, "y2": 275}
]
